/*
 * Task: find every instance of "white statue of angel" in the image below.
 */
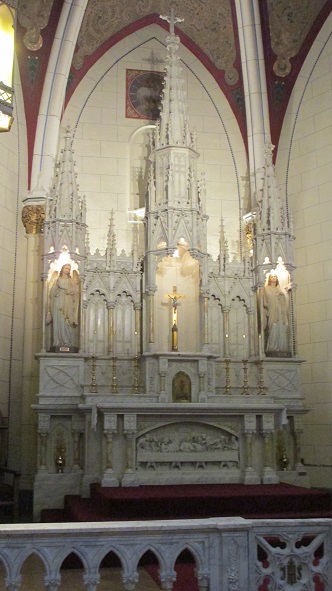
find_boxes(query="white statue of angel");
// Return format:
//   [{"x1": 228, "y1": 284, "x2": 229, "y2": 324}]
[{"x1": 47, "y1": 263, "x2": 80, "y2": 350}]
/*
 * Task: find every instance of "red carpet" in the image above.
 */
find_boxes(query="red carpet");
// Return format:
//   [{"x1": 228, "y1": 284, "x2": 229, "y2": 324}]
[
  {"x1": 41, "y1": 484, "x2": 331, "y2": 591},
  {"x1": 41, "y1": 482, "x2": 332, "y2": 523}
]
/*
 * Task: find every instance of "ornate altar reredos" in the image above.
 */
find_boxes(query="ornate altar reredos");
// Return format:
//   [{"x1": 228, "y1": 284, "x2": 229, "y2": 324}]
[{"x1": 33, "y1": 10, "x2": 308, "y2": 518}]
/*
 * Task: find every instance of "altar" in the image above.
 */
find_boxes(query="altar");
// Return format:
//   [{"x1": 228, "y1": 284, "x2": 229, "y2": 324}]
[{"x1": 33, "y1": 9, "x2": 309, "y2": 520}]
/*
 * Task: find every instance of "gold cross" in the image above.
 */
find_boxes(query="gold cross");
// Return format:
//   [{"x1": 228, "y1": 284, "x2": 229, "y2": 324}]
[{"x1": 166, "y1": 285, "x2": 185, "y2": 311}]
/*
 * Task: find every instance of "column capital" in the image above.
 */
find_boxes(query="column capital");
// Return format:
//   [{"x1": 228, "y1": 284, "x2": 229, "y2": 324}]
[
  {"x1": 124, "y1": 414, "x2": 137, "y2": 435},
  {"x1": 22, "y1": 204, "x2": 45, "y2": 234}
]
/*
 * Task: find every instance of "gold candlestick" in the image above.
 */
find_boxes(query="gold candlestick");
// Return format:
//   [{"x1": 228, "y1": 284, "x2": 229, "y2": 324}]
[
  {"x1": 224, "y1": 357, "x2": 231, "y2": 394},
  {"x1": 55, "y1": 444, "x2": 66, "y2": 473},
  {"x1": 258, "y1": 360, "x2": 266, "y2": 395},
  {"x1": 111, "y1": 354, "x2": 118, "y2": 393},
  {"x1": 242, "y1": 358, "x2": 249, "y2": 395},
  {"x1": 132, "y1": 354, "x2": 140, "y2": 394},
  {"x1": 90, "y1": 354, "x2": 98, "y2": 393}
]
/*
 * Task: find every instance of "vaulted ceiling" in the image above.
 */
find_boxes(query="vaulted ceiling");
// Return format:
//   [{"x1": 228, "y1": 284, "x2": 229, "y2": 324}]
[{"x1": 15, "y1": 0, "x2": 331, "y2": 178}]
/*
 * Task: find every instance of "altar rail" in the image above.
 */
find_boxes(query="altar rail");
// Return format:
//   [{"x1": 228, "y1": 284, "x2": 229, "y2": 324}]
[{"x1": 0, "y1": 518, "x2": 331, "y2": 590}]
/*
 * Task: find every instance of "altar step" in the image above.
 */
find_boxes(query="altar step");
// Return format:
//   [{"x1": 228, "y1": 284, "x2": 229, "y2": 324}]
[{"x1": 40, "y1": 483, "x2": 332, "y2": 523}]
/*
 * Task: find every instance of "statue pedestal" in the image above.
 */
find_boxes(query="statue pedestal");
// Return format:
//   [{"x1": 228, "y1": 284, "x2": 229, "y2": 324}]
[
  {"x1": 244, "y1": 467, "x2": 260, "y2": 485},
  {"x1": 101, "y1": 470, "x2": 119, "y2": 488},
  {"x1": 262, "y1": 467, "x2": 279, "y2": 484}
]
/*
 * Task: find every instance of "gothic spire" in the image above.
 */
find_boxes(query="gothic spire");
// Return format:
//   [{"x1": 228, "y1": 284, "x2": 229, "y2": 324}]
[
  {"x1": 48, "y1": 124, "x2": 85, "y2": 222},
  {"x1": 44, "y1": 124, "x2": 87, "y2": 265},
  {"x1": 157, "y1": 7, "x2": 192, "y2": 148}
]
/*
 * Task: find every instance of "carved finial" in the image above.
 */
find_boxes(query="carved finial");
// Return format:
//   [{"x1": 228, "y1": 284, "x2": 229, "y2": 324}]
[
  {"x1": 107, "y1": 210, "x2": 115, "y2": 248},
  {"x1": 160, "y1": 6, "x2": 184, "y2": 35}
]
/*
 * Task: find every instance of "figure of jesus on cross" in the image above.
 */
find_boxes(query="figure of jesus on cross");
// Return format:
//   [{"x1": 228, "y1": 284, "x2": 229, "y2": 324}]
[{"x1": 166, "y1": 286, "x2": 185, "y2": 351}]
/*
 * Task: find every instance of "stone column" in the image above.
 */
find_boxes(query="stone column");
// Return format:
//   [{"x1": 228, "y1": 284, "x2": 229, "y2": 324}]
[
  {"x1": 79, "y1": 275, "x2": 85, "y2": 354},
  {"x1": 160, "y1": 573, "x2": 176, "y2": 590},
  {"x1": 41, "y1": 272, "x2": 48, "y2": 353},
  {"x1": 82, "y1": 300, "x2": 88, "y2": 353},
  {"x1": 107, "y1": 303, "x2": 115, "y2": 354},
  {"x1": 261, "y1": 414, "x2": 279, "y2": 484},
  {"x1": 223, "y1": 307, "x2": 230, "y2": 358},
  {"x1": 257, "y1": 287, "x2": 265, "y2": 357},
  {"x1": 202, "y1": 294, "x2": 209, "y2": 352},
  {"x1": 71, "y1": 416, "x2": 84, "y2": 472},
  {"x1": 44, "y1": 577, "x2": 61, "y2": 591},
  {"x1": 126, "y1": 433, "x2": 134, "y2": 471},
  {"x1": 234, "y1": 0, "x2": 271, "y2": 197},
  {"x1": 293, "y1": 416, "x2": 307, "y2": 475},
  {"x1": 147, "y1": 291, "x2": 155, "y2": 351},
  {"x1": 134, "y1": 304, "x2": 141, "y2": 355},
  {"x1": 83, "y1": 574, "x2": 100, "y2": 591},
  {"x1": 20, "y1": 205, "x2": 44, "y2": 489},
  {"x1": 6, "y1": 579, "x2": 22, "y2": 591},
  {"x1": 37, "y1": 414, "x2": 50, "y2": 472},
  {"x1": 198, "y1": 358, "x2": 207, "y2": 402},
  {"x1": 122, "y1": 415, "x2": 138, "y2": 486},
  {"x1": 123, "y1": 575, "x2": 139, "y2": 590},
  {"x1": 248, "y1": 308, "x2": 255, "y2": 358},
  {"x1": 197, "y1": 574, "x2": 209, "y2": 591},
  {"x1": 101, "y1": 413, "x2": 119, "y2": 487},
  {"x1": 159, "y1": 358, "x2": 168, "y2": 402},
  {"x1": 244, "y1": 414, "x2": 260, "y2": 484}
]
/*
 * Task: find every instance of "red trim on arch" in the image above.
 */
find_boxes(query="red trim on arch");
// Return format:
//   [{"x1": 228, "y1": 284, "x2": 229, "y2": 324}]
[
  {"x1": 16, "y1": 4, "x2": 331, "y2": 185},
  {"x1": 259, "y1": 2, "x2": 331, "y2": 157},
  {"x1": 16, "y1": 0, "x2": 64, "y2": 188},
  {"x1": 65, "y1": 12, "x2": 247, "y2": 149}
]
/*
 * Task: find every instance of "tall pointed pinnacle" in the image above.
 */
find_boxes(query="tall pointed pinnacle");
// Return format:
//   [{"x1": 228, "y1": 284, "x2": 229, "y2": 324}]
[
  {"x1": 158, "y1": 6, "x2": 191, "y2": 147},
  {"x1": 43, "y1": 123, "x2": 87, "y2": 272},
  {"x1": 259, "y1": 143, "x2": 285, "y2": 232},
  {"x1": 106, "y1": 210, "x2": 117, "y2": 269},
  {"x1": 48, "y1": 124, "x2": 85, "y2": 222}
]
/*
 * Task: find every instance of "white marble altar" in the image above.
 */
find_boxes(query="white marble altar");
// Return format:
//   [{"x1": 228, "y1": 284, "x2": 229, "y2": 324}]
[{"x1": 33, "y1": 8, "x2": 308, "y2": 519}]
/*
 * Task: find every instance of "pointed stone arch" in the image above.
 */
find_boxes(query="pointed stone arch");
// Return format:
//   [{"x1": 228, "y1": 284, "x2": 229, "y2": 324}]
[
  {"x1": 229, "y1": 295, "x2": 250, "y2": 359},
  {"x1": 86, "y1": 289, "x2": 108, "y2": 355},
  {"x1": 114, "y1": 291, "x2": 135, "y2": 355}
]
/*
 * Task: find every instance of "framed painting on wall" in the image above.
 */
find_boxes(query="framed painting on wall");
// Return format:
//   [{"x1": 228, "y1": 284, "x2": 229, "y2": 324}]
[{"x1": 126, "y1": 69, "x2": 164, "y2": 120}]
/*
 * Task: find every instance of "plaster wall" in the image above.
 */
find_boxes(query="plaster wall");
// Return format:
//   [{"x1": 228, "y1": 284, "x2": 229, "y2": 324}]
[
  {"x1": 277, "y1": 17, "x2": 332, "y2": 488},
  {"x1": 0, "y1": 62, "x2": 28, "y2": 470}
]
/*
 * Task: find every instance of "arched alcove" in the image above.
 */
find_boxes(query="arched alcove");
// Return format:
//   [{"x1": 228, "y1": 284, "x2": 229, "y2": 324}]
[
  {"x1": 137, "y1": 549, "x2": 161, "y2": 588},
  {"x1": 229, "y1": 297, "x2": 249, "y2": 359},
  {"x1": 115, "y1": 291, "x2": 135, "y2": 355},
  {"x1": 59, "y1": 552, "x2": 85, "y2": 590},
  {"x1": 99, "y1": 550, "x2": 123, "y2": 588},
  {"x1": 209, "y1": 296, "x2": 224, "y2": 356},
  {"x1": 173, "y1": 548, "x2": 200, "y2": 591},
  {"x1": 155, "y1": 247, "x2": 200, "y2": 352},
  {"x1": 21, "y1": 553, "x2": 46, "y2": 589},
  {"x1": 86, "y1": 290, "x2": 108, "y2": 355}
]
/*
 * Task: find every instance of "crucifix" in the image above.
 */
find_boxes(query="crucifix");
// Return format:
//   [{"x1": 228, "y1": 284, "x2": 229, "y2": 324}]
[
  {"x1": 160, "y1": 6, "x2": 184, "y2": 35},
  {"x1": 165, "y1": 286, "x2": 185, "y2": 351}
]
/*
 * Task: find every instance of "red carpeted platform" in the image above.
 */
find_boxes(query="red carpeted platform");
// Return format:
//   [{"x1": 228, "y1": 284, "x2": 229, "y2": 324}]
[{"x1": 40, "y1": 482, "x2": 332, "y2": 523}]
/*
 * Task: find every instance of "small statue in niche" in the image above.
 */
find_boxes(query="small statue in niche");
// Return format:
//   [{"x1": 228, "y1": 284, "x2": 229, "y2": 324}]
[
  {"x1": 47, "y1": 263, "x2": 80, "y2": 352},
  {"x1": 263, "y1": 272, "x2": 291, "y2": 357},
  {"x1": 172, "y1": 371, "x2": 191, "y2": 402}
]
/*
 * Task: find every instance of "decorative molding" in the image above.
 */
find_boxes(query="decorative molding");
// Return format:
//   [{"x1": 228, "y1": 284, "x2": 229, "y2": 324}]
[
  {"x1": 22, "y1": 204, "x2": 45, "y2": 234},
  {"x1": 72, "y1": 0, "x2": 238, "y2": 84},
  {"x1": 267, "y1": 0, "x2": 328, "y2": 77},
  {"x1": 17, "y1": 0, "x2": 54, "y2": 51}
]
